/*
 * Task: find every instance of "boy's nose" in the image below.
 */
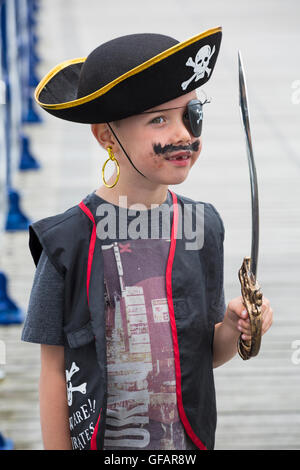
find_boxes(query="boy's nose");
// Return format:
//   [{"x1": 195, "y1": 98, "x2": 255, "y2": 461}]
[{"x1": 172, "y1": 118, "x2": 192, "y2": 144}]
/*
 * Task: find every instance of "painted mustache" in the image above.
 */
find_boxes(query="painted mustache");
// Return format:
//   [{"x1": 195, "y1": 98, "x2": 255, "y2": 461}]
[{"x1": 153, "y1": 140, "x2": 200, "y2": 155}]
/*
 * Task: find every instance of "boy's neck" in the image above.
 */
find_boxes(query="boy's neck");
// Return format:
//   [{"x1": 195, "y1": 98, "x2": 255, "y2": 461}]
[{"x1": 95, "y1": 183, "x2": 169, "y2": 210}]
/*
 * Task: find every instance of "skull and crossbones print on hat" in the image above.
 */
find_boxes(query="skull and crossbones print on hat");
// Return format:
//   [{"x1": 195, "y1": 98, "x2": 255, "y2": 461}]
[{"x1": 34, "y1": 27, "x2": 222, "y2": 124}]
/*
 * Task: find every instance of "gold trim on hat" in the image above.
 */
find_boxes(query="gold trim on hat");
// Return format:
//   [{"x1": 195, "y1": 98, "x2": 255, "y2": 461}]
[{"x1": 35, "y1": 26, "x2": 222, "y2": 111}]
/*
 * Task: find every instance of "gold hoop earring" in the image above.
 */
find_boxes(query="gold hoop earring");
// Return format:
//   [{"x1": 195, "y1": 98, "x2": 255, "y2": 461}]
[{"x1": 102, "y1": 146, "x2": 120, "y2": 188}]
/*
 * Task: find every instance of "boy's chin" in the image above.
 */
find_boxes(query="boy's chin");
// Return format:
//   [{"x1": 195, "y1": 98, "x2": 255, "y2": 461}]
[
  {"x1": 149, "y1": 169, "x2": 191, "y2": 186},
  {"x1": 164, "y1": 173, "x2": 190, "y2": 185}
]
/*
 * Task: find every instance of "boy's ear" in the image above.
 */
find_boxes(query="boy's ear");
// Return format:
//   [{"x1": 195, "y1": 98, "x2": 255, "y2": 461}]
[{"x1": 91, "y1": 123, "x2": 115, "y2": 149}]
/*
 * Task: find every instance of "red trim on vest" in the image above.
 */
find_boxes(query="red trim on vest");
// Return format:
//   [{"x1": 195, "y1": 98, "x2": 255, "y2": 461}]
[
  {"x1": 90, "y1": 408, "x2": 102, "y2": 450},
  {"x1": 78, "y1": 201, "x2": 97, "y2": 306},
  {"x1": 79, "y1": 193, "x2": 207, "y2": 449},
  {"x1": 166, "y1": 190, "x2": 207, "y2": 451}
]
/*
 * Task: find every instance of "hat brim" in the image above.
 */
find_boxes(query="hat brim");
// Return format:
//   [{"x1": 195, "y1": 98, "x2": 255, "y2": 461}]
[{"x1": 35, "y1": 27, "x2": 222, "y2": 123}]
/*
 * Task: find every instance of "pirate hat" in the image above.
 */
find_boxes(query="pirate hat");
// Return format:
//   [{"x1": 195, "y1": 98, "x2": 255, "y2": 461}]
[{"x1": 35, "y1": 26, "x2": 222, "y2": 124}]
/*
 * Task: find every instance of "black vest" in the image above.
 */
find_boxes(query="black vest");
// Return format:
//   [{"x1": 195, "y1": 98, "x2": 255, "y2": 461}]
[{"x1": 28, "y1": 190, "x2": 225, "y2": 450}]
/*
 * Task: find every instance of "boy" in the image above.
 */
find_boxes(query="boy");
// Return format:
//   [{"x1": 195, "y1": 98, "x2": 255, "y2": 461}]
[{"x1": 22, "y1": 28, "x2": 273, "y2": 450}]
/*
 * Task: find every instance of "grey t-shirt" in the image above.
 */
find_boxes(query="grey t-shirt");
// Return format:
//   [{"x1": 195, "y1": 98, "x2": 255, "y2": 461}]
[
  {"x1": 21, "y1": 189, "x2": 226, "y2": 450},
  {"x1": 21, "y1": 190, "x2": 225, "y2": 346},
  {"x1": 21, "y1": 247, "x2": 66, "y2": 345}
]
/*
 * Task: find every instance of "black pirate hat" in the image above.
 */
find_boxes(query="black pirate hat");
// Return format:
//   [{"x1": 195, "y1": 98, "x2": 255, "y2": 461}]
[{"x1": 35, "y1": 27, "x2": 222, "y2": 124}]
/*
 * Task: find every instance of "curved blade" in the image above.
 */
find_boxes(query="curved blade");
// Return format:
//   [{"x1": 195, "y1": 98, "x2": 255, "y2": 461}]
[{"x1": 238, "y1": 51, "x2": 259, "y2": 280}]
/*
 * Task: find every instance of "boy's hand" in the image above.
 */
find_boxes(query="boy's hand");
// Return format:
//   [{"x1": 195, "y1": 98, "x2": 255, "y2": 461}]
[{"x1": 224, "y1": 295, "x2": 273, "y2": 342}]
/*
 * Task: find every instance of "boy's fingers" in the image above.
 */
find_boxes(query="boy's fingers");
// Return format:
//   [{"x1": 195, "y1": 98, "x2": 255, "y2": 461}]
[
  {"x1": 262, "y1": 307, "x2": 273, "y2": 335},
  {"x1": 237, "y1": 308, "x2": 249, "y2": 320},
  {"x1": 238, "y1": 324, "x2": 251, "y2": 335},
  {"x1": 241, "y1": 333, "x2": 251, "y2": 341},
  {"x1": 238, "y1": 318, "x2": 250, "y2": 329},
  {"x1": 239, "y1": 303, "x2": 273, "y2": 339}
]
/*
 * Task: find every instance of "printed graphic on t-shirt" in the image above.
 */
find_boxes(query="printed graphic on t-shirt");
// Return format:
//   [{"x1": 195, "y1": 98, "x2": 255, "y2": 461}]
[{"x1": 101, "y1": 238, "x2": 192, "y2": 450}]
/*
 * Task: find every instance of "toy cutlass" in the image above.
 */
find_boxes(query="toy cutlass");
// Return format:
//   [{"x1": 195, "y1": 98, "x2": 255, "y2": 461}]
[{"x1": 237, "y1": 51, "x2": 263, "y2": 360}]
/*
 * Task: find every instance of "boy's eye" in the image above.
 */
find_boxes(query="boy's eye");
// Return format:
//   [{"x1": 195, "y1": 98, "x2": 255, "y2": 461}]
[
  {"x1": 183, "y1": 112, "x2": 189, "y2": 121},
  {"x1": 150, "y1": 116, "x2": 165, "y2": 124}
]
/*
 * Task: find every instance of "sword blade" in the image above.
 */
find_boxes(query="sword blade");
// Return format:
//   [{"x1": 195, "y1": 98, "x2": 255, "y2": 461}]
[{"x1": 238, "y1": 51, "x2": 259, "y2": 279}]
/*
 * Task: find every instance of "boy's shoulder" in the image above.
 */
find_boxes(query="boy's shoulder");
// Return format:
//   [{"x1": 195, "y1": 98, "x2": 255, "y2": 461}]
[
  {"x1": 174, "y1": 191, "x2": 224, "y2": 235},
  {"x1": 30, "y1": 191, "x2": 96, "y2": 235},
  {"x1": 175, "y1": 190, "x2": 219, "y2": 211},
  {"x1": 28, "y1": 193, "x2": 94, "y2": 270},
  {"x1": 30, "y1": 204, "x2": 80, "y2": 234}
]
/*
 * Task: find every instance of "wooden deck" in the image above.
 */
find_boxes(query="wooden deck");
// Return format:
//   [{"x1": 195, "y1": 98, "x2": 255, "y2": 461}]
[{"x1": 0, "y1": 0, "x2": 299, "y2": 450}]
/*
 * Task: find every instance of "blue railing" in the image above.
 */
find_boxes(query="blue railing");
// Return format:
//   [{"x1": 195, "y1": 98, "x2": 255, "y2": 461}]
[
  {"x1": 0, "y1": 0, "x2": 42, "y2": 449},
  {"x1": 1, "y1": 0, "x2": 41, "y2": 327},
  {"x1": 1, "y1": 0, "x2": 41, "y2": 338}
]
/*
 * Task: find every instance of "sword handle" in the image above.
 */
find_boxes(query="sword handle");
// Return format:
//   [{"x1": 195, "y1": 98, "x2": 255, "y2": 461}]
[{"x1": 238, "y1": 257, "x2": 263, "y2": 360}]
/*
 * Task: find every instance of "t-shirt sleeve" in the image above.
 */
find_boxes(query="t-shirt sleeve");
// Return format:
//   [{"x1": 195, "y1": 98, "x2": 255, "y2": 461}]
[{"x1": 21, "y1": 249, "x2": 65, "y2": 346}]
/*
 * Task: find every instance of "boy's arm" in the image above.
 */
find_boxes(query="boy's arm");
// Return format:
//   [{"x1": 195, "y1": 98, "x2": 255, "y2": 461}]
[
  {"x1": 39, "y1": 344, "x2": 72, "y2": 450},
  {"x1": 213, "y1": 319, "x2": 240, "y2": 368},
  {"x1": 213, "y1": 295, "x2": 273, "y2": 368}
]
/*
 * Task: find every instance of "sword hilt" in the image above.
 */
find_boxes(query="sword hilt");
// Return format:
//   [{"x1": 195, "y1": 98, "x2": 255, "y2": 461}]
[{"x1": 237, "y1": 256, "x2": 263, "y2": 360}]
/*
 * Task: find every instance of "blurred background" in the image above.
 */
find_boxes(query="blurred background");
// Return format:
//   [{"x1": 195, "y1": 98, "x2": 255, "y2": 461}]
[{"x1": 0, "y1": 0, "x2": 299, "y2": 450}]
